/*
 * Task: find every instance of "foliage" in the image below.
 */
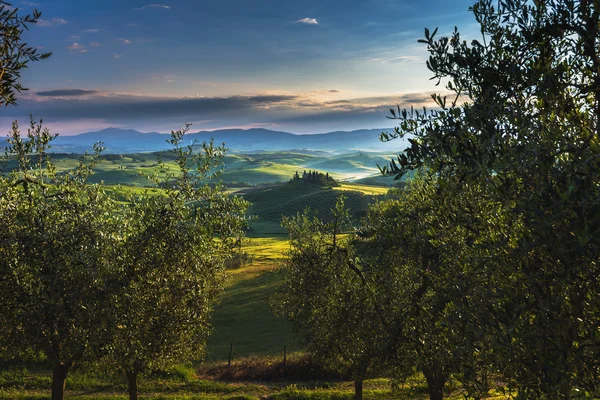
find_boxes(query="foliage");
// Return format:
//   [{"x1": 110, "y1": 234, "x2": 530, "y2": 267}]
[
  {"x1": 355, "y1": 175, "x2": 513, "y2": 400},
  {"x1": 0, "y1": 118, "x2": 121, "y2": 399},
  {"x1": 381, "y1": 0, "x2": 600, "y2": 397},
  {"x1": 105, "y1": 124, "x2": 249, "y2": 399},
  {"x1": 0, "y1": 1, "x2": 51, "y2": 106}
]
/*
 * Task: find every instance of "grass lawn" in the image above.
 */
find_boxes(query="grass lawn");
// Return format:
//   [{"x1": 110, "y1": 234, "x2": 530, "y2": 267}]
[{"x1": 207, "y1": 235, "x2": 295, "y2": 361}]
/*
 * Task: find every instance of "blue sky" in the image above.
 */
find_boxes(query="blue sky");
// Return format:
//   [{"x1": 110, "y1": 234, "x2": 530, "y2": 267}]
[{"x1": 2, "y1": 0, "x2": 478, "y2": 135}]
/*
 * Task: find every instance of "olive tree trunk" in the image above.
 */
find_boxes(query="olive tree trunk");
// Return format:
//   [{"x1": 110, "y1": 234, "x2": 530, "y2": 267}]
[
  {"x1": 423, "y1": 364, "x2": 446, "y2": 400},
  {"x1": 127, "y1": 371, "x2": 139, "y2": 400},
  {"x1": 51, "y1": 362, "x2": 70, "y2": 400},
  {"x1": 354, "y1": 379, "x2": 363, "y2": 400}
]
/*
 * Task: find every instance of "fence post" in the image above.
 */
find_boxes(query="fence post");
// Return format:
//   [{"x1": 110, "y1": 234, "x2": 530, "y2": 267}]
[
  {"x1": 283, "y1": 345, "x2": 287, "y2": 378},
  {"x1": 228, "y1": 342, "x2": 233, "y2": 371}
]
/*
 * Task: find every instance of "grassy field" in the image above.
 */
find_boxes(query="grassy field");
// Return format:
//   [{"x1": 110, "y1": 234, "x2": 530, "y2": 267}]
[
  {"x1": 0, "y1": 368, "x2": 510, "y2": 399},
  {"x1": 206, "y1": 235, "x2": 297, "y2": 361}
]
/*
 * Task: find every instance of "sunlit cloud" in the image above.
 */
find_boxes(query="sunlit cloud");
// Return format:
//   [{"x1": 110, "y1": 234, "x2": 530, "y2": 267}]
[
  {"x1": 116, "y1": 38, "x2": 132, "y2": 44},
  {"x1": 37, "y1": 18, "x2": 68, "y2": 27},
  {"x1": 67, "y1": 42, "x2": 88, "y2": 53},
  {"x1": 296, "y1": 18, "x2": 318, "y2": 25}
]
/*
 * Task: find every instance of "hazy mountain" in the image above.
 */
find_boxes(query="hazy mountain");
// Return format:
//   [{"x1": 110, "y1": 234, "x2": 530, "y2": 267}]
[{"x1": 41, "y1": 127, "x2": 406, "y2": 154}]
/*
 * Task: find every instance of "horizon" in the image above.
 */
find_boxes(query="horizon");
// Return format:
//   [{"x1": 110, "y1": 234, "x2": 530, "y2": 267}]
[
  {"x1": 71, "y1": 125, "x2": 393, "y2": 136},
  {"x1": 1, "y1": 0, "x2": 477, "y2": 136}
]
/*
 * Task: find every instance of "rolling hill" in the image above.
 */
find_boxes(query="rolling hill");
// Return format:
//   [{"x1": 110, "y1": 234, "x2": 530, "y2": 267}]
[
  {"x1": 1, "y1": 150, "x2": 405, "y2": 187},
  {"x1": 241, "y1": 179, "x2": 385, "y2": 234}
]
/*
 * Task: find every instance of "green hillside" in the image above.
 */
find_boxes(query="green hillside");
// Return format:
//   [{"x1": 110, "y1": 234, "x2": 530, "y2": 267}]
[
  {"x1": 1, "y1": 150, "x2": 402, "y2": 188},
  {"x1": 241, "y1": 179, "x2": 380, "y2": 234}
]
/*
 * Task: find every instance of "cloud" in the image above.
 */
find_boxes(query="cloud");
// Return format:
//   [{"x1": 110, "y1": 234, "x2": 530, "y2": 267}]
[
  {"x1": 84, "y1": 28, "x2": 99, "y2": 33},
  {"x1": 67, "y1": 42, "x2": 88, "y2": 53},
  {"x1": 116, "y1": 38, "x2": 132, "y2": 44},
  {"x1": 89, "y1": 42, "x2": 102, "y2": 47},
  {"x1": 328, "y1": 89, "x2": 340, "y2": 93},
  {"x1": 4, "y1": 90, "x2": 444, "y2": 134},
  {"x1": 113, "y1": 54, "x2": 123, "y2": 59},
  {"x1": 296, "y1": 18, "x2": 318, "y2": 25},
  {"x1": 37, "y1": 18, "x2": 68, "y2": 27},
  {"x1": 37, "y1": 89, "x2": 99, "y2": 97},
  {"x1": 137, "y1": 4, "x2": 170, "y2": 10}
]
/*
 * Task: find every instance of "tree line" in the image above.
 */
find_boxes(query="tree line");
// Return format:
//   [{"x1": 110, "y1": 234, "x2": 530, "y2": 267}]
[{"x1": 275, "y1": 0, "x2": 600, "y2": 399}]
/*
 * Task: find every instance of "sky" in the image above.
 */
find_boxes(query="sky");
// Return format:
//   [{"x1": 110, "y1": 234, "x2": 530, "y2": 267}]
[{"x1": 1, "y1": 0, "x2": 478, "y2": 135}]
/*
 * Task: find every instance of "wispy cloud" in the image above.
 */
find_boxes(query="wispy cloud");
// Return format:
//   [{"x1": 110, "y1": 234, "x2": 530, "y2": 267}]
[
  {"x1": 136, "y1": 4, "x2": 170, "y2": 10},
  {"x1": 37, "y1": 18, "x2": 68, "y2": 27},
  {"x1": 328, "y1": 89, "x2": 340, "y2": 93},
  {"x1": 89, "y1": 42, "x2": 102, "y2": 47},
  {"x1": 296, "y1": 18, "x2": 318, "y2": 25},
  {"x1": 83, "y1": 28, "x2": 99, "y2": 33},
  {"x1": 368, "y1": 55, "x2": 424, "y2": 64},
  {"x1": 67, "y1": 42, "x2": 88, "y2": 53},
  {"x1": 113, "y1": 54, "x2": 123, "y2": 59},
  {"x1": 116, "y1": 38, "x2": 132, "y2": 44}
]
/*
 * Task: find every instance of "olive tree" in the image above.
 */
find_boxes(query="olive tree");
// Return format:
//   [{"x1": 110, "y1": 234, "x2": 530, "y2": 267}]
[
  {"x1": 355, "y1": 175, "x2": 513, "y2": 400},
  {"x1": 0, "y1": 118, "x2": 121, "y2": 400},
  {"x1": 382, "y1": 0, "x2": 600, "y2": 396},
  {"x1": 276, "y1": 197, "x2": 387, "y2": 400},
  {"x1": 105, "y1": 125, "x2": 249, "y2": 400}
]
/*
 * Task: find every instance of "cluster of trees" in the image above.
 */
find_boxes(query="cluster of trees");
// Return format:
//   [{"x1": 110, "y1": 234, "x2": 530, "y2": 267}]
[
  {"x1": 291, "y1": 170, "x2": 338, "y2": 187},
  {"x1": 0, "y1": 120, "x2": 248, "y2": 400},
  {"x1": 276, "y1": 0, "x2": 600, "y2": 399}
]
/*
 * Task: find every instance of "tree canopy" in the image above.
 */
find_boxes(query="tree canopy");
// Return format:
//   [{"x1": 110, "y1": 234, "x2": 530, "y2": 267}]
[
  {"x1": 280, "y1": 0, "x2": 600, "y2": 398},
  {"x1": 379, "y1": 0, "x2": 600, "y2": 397},
  {"x1": 0, "y1": 1, "x2": 51, "y2": 106}
]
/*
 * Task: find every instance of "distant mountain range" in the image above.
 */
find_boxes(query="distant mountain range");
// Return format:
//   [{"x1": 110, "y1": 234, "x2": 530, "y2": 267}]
[{"x1": 2, "y1": 127, "x2": 407, "y2": 154}]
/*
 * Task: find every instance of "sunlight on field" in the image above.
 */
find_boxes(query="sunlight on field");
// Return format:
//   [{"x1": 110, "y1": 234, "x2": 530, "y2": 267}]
[
  {"x1": 334, "y1": 182, "x2": 391, "y2": 195},
  {"x1": 240, "y1": 236, "x2": 289, "y2": 268}
]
